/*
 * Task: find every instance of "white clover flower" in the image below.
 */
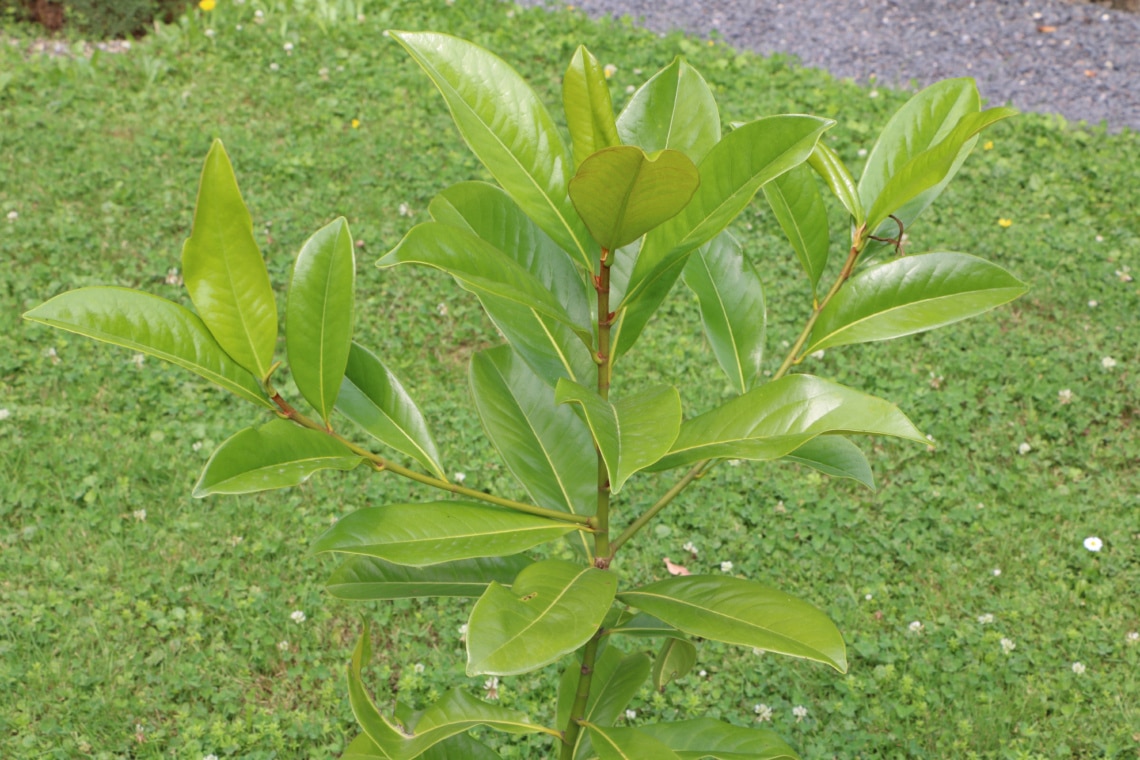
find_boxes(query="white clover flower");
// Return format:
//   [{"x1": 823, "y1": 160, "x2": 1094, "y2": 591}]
[
  {"x1": 774, "y1": 500, "x2": 787, "y2": 514},
  {"x1": 1083, "y1": 536, "x2": 1103, "y2": 552},
  {"x1": 1088, "y1": 300, "x2": 1098, "y2": 308},
  {"x1": 908, "y1": 621, "x2": 923, "y2": 633},
  {"x1": 809, "y1": 349, "x2": 825, "y2": 360},
  {"x1": 131, "y1": 353, "x2": 145, "y2": 368},
  {"x1": 436, "y1": 302, "x2": 448, "y2": 316},
  {"x1": 290, "y1": 610, "x2": 306, "y2": 624},
  {"x1": 1058, "y1": 388, "x2": 1073, "y2": 404},
  {"x1": 483, "y1": 676, "x2": 499, "y2": 700},
  {"x1": 397, "y1": 201, "x2": 411, "y2": 216},
  {"x1": 283, "y1": 42, "x2": 294, "y2": 54},
  {"x1": 1018, "y1": 442, "x2": 1031, "y2": 455},
  {"x1": 254, "y1": 9, "x2": 264, "y2": 21},
  {"x1": 1101, "y1": 356, "x2": 1117, "y2": 369},
  {"x1": 1095, "y1": 235, "x2": 1104, "y2": 242},
  {"x1": 754, "y1": 703, "x2": 773, "y2": 722},
  {"x1": 698, "y1": 669, "x2": 707, "y2": 677},
  {"x1": 413, "y1": 662, "x2": 425, "y2": 674},
  {"x1": 204, "y1": 755, "x2": 219, "y2": 760},
  {"x1": 603, "y1": 63, "x2": 617, "y2": 79},
  {"x1": 719, "y1": 561, "x2": 733, "y2": 573},
  {"x1": 1000, "y1": 637, "x2": 1016, "y2": 654},
  {"x1": 1126, "y1": 631, "x2": 1139, "y2": 644},
  {"x1": 624, "y1": 709, "x2": 636, "y2": 721},
  {"x1": 229, "y1": 535, "x2": 243, "y2": 546},
  {"x1": 0, "y1": 408, "x2": 10, "y2": 420},
  {"x1": 277, "y1": 640, "x2": 289, "y2": 652},
  {"x1": 1071, "y1": 662, "x2": 1086, "y2": 675},
  {"x1": 792, "y1": 705, "x2": 808, "y2": 722},
  {"x1": 205, "y1": 28, "x2": 215, "y2": 37},
  {"x1": 865, "y1": 593, "x2": 873, "y2": 601},
  {"x1": 869, "y1": 89, "x2": 879, "y2": 98},
  {"x1": 132, "y1": 509, "x2": 147, "y2": 521},
  {"x1": 683, "y1": 541, "x2": 697, "y2": 555},
  {"x1": 6, "y1": 210, "x2": 17, "y2": 221},
  {"x1": 978, "y1": 613, "x2": 994, "y2": 625},
  {"x1": 192, "y1": 441, "x2": 204, "y2": 452},
  {"x1": 727, "y1": 459, "x2": 741, "y2": 466},
  {"x1": 993, "y1": 568, "x2": 1002, "y2": 577},
  {"x1": 857, "y1": 148, "x2": 868, "y2": 157},
  {"x1": 269, "y1": 62, "x2": 279, "y2": 71},
  {"x1": 459, "y1": 623, "x2": 469, "y2": 640},
  {"x1": 454, "y1": 472, "x2": 467, "y2": 484},
  {"x1": 625, "y1": 85, "x2": 635, "y2": 94}
]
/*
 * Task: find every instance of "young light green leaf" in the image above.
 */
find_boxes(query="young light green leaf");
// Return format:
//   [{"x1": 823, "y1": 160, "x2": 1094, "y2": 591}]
[
  {"x1": 336, "y1": 342, "x2": 445, "y2": 479},
  {"x1": 618, "y1": 575, "x2": 847, "y2": 672},
  {"x1": 808, "y1": 142, "x2": 863, "y2": 225},
  {"x1": 617, "y1": 58, "x2": 721, "y2": 164},
  {"x1": 377, "y1": 223, "x2": 592, "y2": 348},
  {"x1": 781, "y1": 436, "x2": 875, "y2": 489},
  {"x1": 615, "y1": 115, "x2": 833, "y2": 361},
  {"x1": 586, "y1": 724, "x2": 683, "y2": 760},
  {"x1": 22, "y1": 286, "x2": 271, "y2": 409},
  {"x1": 564, "y1": 45, "x2": 621, "y2": 166},
  {"x1": 193, "y1": 418, "x2": 363, "y2": 497},
  {"x1": 762, "y1": 164, "x2": 830, "y2": 295},
  {"x1": 806, "y1": 252, "x2": 1028, "y2": 353},
  {"x1": 569, "y1": 146, "x2": 699, "y2": 251},
  {"x1": 652, "y1": 637, "x2": 697, "y2": 691},
  {"x1": 681, "y1": 232, "x2": 766, "y2": 394},
  {"x1": 554, "y1": 380, "x2": 682, "y2": 493},
  {"x1": 286, "y1": 217, "x2": 355, "y2": 425},
  {"x1": 864, "y1": 107, "x2": 1017, "y2": 233},
  {"x1": 348, "y1": 624, "x2": 557, "y2": 760},
  {"x1": 470, "y1": 347, "x2": 596, "y2": 558},
  {"x1": 651, "y1": 374, "x2": 926, "y2": 471},
  {"x1": 466, "y1": 559, "x2": 618, "y2": 676},
  {"x1": 181, "y1": 139, "x2": 277, "y2": 379},
  {"x1": 429, "y1": 181, "x2": 594, "y2": 385},
  {"x1": 388, "y1": 31, "x2": 594, "y2": 270},
  {"x1": 312, "y1": 502, "x2": 579, "y2": 567},
  {"x1": 325, "y1": 554, "x2": 533, "y2": 601},
  {"x1": 638, "y1": 718, "x2": 800, "y2": 760}
]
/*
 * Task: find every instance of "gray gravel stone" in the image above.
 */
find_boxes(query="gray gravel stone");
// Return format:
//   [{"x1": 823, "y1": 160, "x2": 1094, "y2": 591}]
[{"x1": 516, "y1": 0, "x2": 1140, "y2": 132}]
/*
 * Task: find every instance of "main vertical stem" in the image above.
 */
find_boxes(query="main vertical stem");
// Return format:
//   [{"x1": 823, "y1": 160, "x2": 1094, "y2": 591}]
[{"x1": 560, "y1": 248, "x2": 613, "y2": 760}]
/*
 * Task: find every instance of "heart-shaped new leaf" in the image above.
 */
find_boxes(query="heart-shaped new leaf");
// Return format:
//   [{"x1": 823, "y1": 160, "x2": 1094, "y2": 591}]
[
  {"x1": 569, "y1": 146, "x2": 699, "y2": 251},
  {"x1": 808, "y1": 142, "x2": 863, "y2": 225},
  {"x1": 336, "y1": 342, "x2": 445, "y2": 479},
  {"x1": 466, "y1": 559, "x2": 618, "y2": 676},
  {"x1": 618, "y1": 575, "x2": 847, "y2": 672},
  {"x1": 617, "y1": 58, "x2": 721, "y2": 164},
  {"x1": 325, "y1": 554, "x2": 533, "y2": 601},
  {"x1": 286, "y1": 216, "x2": 355, "y2": 425},
  {"x1": 554, "y1": 380, "x2": 682, "y2": 493},
  {"x1": 181, "y1": 140, "x2": 277, "y2": 379},
  {"x1": 806, "y1": 252, "x2": 1028, "y2": 353},
  {"x1": 651, "y1": 374, "x2": 926, "y2": 471},
  {"x1": 312, "y1": 502, "x2": 579, "y2": 567},
  {"x1": 563, "y1": 45, "x2": 621, "y2": 167},
  {"x1": 348, "y1": 623, "x2": 557, "y2": 760},
  {"x1": 22, "y1": 287, "x2": 271, "y2": 409},
  {"x1": 639, "y1": 719, "x2": 800, "y2": 760},
  {"x1": 193, "y1": 418, "x2": 363, "y2": 497}
]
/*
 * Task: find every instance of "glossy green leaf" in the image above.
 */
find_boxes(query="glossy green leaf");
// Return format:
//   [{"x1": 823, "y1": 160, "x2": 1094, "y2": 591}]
[
  {"x1": 808, "y1": 142, "x2": 863, "y2": 225},
  {"x1": 569, "y1": 146, "x2": 699, "y2": 251},
  {"x1": 429, "y1": 182, "x2": 594, "y2": 385},
  {"x1": 556, "y1": 645, "x2": 654, "y2": 759},
  {"x1": 618, "y1": 575, "x2": 847, "y2": 672},
  {"x1": 781, "y1": 436, "x2": 874, "y2": 489},
  {"x1": 325, "y1": 554, "x2": 533, "y2": 601},
  {"x1": 181, "y1": 139, "x2": 277, "y2": 379},
  {"x1": 389, "y1": 31, "x2": 594, "y2": 270},
  {"x1": 554, "y1": 380, "x2": 682, "y2": 493},
  {"x1": 286, "y1": 216, "x2": 355, "y2": 424},
  {"x1": 639, "y1": 719, "x2": 800, "y2": 760},
  {"x1": 651, "y1": 374, "x2": 925, "y2": 471},
  {"x1": 348, "y1": 623, "x2": 556, "y2": 760},
  {"x1": 864, "y1": 107, "x2": 1016, "y2": 233},
  {"x1": 616, "y1": 58, "x2": 721, "y2": 164},
  {"x1": 193, "y1": 418, "x2": 363, "y2": 497},
  {"x1": 470, "y1": 346, "x2": 596, "y2": 559},
  {"x1": 615, "y1": 115, "x2": 833, "y2": 361},
  {"x1": 466, "y1": 559, "x2": 618, "y2": 676},
  {"x1": 22, "y1": 287, "x2": 271, "y2": 409},
  {"x1": 336, "y1": 342, "x2": 445, "y2": 479},
  {"x1": 377, "y1": 223, "x2": 592, "y2": 348},
  {"x1": 587, "y1": 724, "x2": 683, "y2": 760},
  {"x1": 345, "y1": 732, "x2": 502, "y2": 760},
  {"x1": 762, "y1": 164, "x2": 830, "y2": 295},
  {"x1": 681, "y1": 232, "x2": 766, "y2": 394},
  {"x1": 858, "y1": 79, "x2": 978, "y2": 238},
  {"x1": 652, "y1": 637, "x2": 697, "y2": 691},
  {"x1": 806, "y1": 252, "x2": 1028, "y2": 353},
  {"x1": 563, "y1": 45, "x2": 621, "y2": 166},
  {"x1": 312, "y1": 502, "x2": 579, "y2": 567},
  {"x1": 605, "y1": 612, "x2": 688, "y2": 641}
]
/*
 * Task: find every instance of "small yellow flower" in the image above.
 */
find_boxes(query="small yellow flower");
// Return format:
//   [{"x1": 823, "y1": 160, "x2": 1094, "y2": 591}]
[
  {"x1": 199, "y1": 0, "x2": 216, "y2": 10},
  {"x1": 983, "y1": 140, "x2": 994, "y2": 151},
  {"x1": 708, "y1": 39, "x2": 715, "y2": 46},
  {"x1": 998, "y1": 218, "x2": 1013, "y2": 228},
  {"x1": 351, "y1": 118, "x2": 360, "y2": 129}
]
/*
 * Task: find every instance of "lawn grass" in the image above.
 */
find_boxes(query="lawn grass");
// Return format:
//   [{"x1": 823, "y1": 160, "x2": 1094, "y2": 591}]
[{"x1": 1, "y1": 0, "x2": 1137, "y2": 757}]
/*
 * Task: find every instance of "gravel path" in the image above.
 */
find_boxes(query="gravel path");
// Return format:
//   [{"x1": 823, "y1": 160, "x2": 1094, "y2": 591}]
[{"x1": 518, "y1": 0, "x2": 1140, "y2": 132}]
